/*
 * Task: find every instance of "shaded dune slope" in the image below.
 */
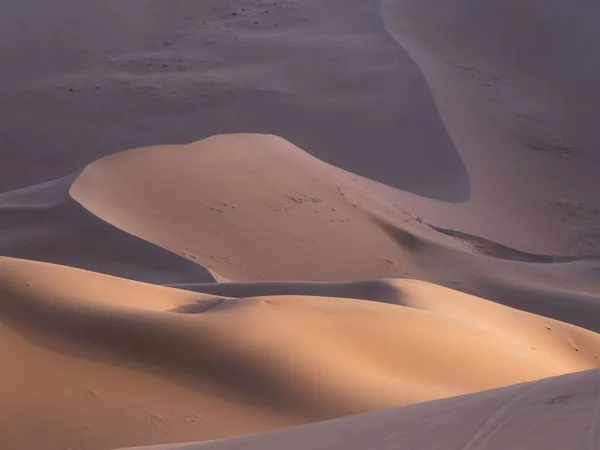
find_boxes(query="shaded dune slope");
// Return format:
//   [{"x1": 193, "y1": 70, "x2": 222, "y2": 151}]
[
  {"x1": 117, "y1": 368, "x2": 600, "y2": 450},
  {"x1": 380, "y1": 0, "x2": 600, "y2": 253},
  {"x1": 4, "y1": 134, "x2": 600, "y2": 336},
  {"x1": 2, "y1": 256, "x2": 600, "y2": 450},
  {"x1": 0, "y1": 174, "x2": 214, "y2": 284}
]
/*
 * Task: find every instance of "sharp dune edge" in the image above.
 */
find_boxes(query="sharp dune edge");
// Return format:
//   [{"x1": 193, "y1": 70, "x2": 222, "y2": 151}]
[
  {"x1": 2, "y1": 0, "x2": 600, "y2": 450},
  {"x1": 69, "y1": 133, "x2": 462, "y2": 282}
]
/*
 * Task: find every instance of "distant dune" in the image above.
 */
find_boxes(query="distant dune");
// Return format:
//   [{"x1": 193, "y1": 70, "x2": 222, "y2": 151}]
[
  {"x1": 381, "y1": 0, "x2": 600, "y2": 253},
  {"x1": 0, "y1": 0, "x2": 467, "y2": 202}
]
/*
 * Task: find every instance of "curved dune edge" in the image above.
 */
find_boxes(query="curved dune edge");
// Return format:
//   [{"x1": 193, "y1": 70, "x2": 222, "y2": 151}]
[
  {"x1": 0, "y1": 173, "x2": 217, "y2": 284},
  {"x1": 115, "y1": 368, "x2": 600, "y2": 450},
  {"x1": 0, "y1": 0, "x2": 470, "y2": 203},
  {"x1": 69, "y1": 133, "x2": 464, "y2": 282},
  {"x1": 68, "y1": 133, "x2": 600, "y2": 282},
  {"x1": 379, "y1": 0, "x2": 600, "y2": 254},
  {"x1": 2, "y1": 256, "x2": 600, "y2": 449}
]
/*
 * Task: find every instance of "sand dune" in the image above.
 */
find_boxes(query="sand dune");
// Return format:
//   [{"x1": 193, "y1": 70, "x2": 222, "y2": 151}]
[
  {"x1": 5, "y1": 132, "x2": 599, "y2": 331},
  {"x1": 381, "y1": 0, "x2": 600, "y2": 253},
  {"x1": 69, "y1": 133, "x2": 447, "y2": 282},
  {"x1": 0, "y1": 174, "x2": 215, "y2": 284},
  {"x1": 69, "y1": 134, "x2": 600, "y2": 333},
  {"x1": 2, "y1": 0, "x2": 598, "y2": 250},
  {"x1": 116, "y1": 368, "x2": 600, "y2": 450},
  {"x1": 0, "y1": 0, "x2": 467, "y2": 202},
  {"x1": 3, "y1": 131, "x2": 600, "y2": 450},
  {"x1": 2, "y1": 256, "x2": 600, "y2": 449},
  {"x1": 2, "y1": 0, "x2": 600, "y2": 449}
]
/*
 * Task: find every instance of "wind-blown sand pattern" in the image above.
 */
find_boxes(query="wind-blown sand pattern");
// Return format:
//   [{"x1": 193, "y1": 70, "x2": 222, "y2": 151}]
[{"x1": 2, "y1": 1, "x2": 600, "y2": 450}]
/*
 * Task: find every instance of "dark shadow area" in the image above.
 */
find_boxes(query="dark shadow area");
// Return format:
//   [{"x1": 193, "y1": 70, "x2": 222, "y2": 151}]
[
  {"x1": 169, "y1": 298, "x2": 225, "y2": 314},
  {"x1": 0, "y1": 177, "x2": 215, "y2": 284}
]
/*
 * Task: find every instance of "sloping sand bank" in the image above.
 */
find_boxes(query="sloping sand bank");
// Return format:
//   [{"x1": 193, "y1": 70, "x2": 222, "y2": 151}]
[
  {"x1": 117, "y1": 368, "x2": 600, "y2": 450},
  {"x1": 2, "y1": 256, "x2": 599, "y2": 449}
]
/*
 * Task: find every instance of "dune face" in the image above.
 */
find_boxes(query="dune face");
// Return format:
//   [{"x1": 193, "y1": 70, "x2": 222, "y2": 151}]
[
  {"x1": 116, "y1": 368, "x2": 600, "y2": 450},
  {"x1": 2, "y1": 256, "x2": 600, "y2": 450},
  {"x1": 70, "y1": 134, "x2": 430, "y2": 282},
  {"x1": 2, "y1": 1, "x2": 600, "y2": 450}
]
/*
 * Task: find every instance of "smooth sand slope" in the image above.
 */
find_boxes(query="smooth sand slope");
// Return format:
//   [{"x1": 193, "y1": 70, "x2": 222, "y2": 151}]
[
  {"x1": 2, "y1": 256, "x2": 600, "y2": 450},
  {"x1": 3, "y1": 0, "x2": 600, "y2": 254},
  {"x1": 69, "y1": 133, "x2": 448, "y2": 282},
  {"x1": 70, "y1": 134, "x2": 600, "y2": 333},
  {"x1": 0, "y1": 0, "x2": 467, "y2": 202},
  {"x1": 381, "y1": 0, "x2": 600, "y2": 253},
  {"x1": 116, "y1": 368, "x2": 600, "y2": 450}
]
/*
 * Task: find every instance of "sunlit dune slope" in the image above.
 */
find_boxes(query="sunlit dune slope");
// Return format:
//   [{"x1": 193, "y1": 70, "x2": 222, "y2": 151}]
[
  {"x1": 70, "y1": 133, "x2": 445, "y2": 282},
  {"x1": 2, "y1": 256, "x2": 599, "y2": 449}
]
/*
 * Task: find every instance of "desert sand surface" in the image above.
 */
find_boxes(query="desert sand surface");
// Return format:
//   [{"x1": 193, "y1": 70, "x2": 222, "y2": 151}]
[
  {"x1": 4, "y1": 0, "x2": 600, "y2": 253},
  {"x1": 70, "y1": 134, "x2": 600, "y2": 332},
  {"x1": 0, "y1": 174, "x2": 216, "y2": 284},
  {"x1": 2, "y1": 0, "x2": 600, "y2": 450},
  {"x1": 118, "y1": 368, "x2": 600, "y2": 450},
  {"x1": 2, "y1": 255, "x2": 600, "y2": 450}
]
